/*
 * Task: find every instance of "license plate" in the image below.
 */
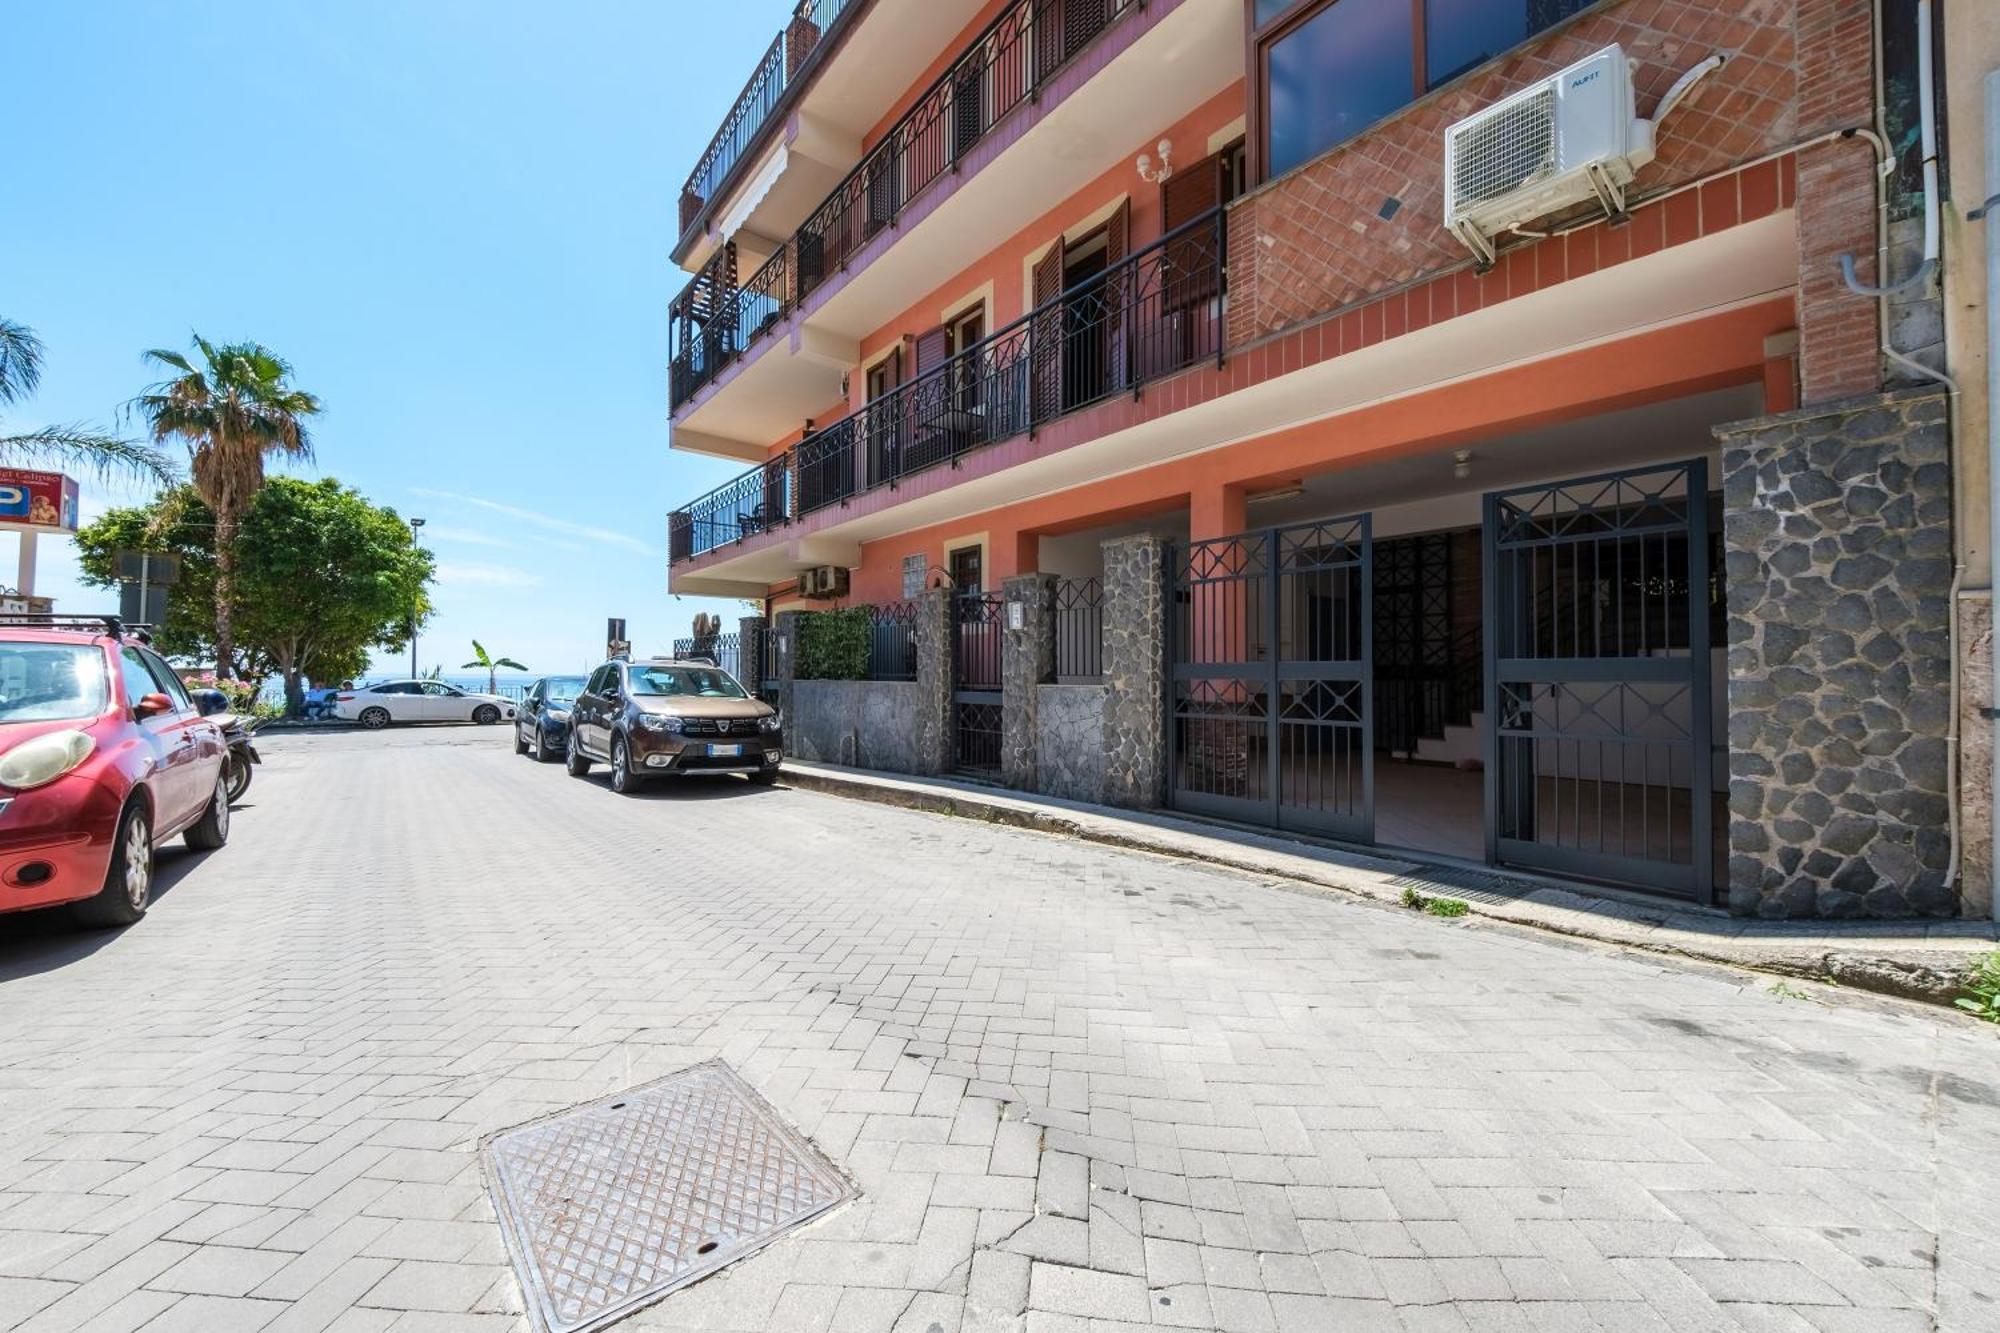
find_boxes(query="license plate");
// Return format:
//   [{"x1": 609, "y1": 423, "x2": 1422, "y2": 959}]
[{"x1": 709, "y1": 744, "x2": 744, "y2": 758}]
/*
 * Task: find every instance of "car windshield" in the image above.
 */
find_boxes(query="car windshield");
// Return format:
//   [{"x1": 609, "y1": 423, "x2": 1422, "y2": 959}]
[
  {"x1": 629, "y1": 665, "x2": 747, "y2": 699},
  {"x1": 545, "y1": 677, "x2": 587, "y2": 704},
  {"x1": 0, "y1": 643, "x2": 108, "y2": 723}
]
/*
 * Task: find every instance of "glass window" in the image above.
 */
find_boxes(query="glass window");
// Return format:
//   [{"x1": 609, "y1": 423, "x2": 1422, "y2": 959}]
[
  {"x1": 138, "y1": 649, "x2": 191, "y2": 708},
  {"x1": 902, "y1": 554, "x2": 926, "y2": 600},
  {"x1": 1266, "y1": 0, "x2": 1416, "y2": 177},
  {"x1": 374, "y1": 681, "x2": 419, "y2": 695},
  {"x1": 120, "y1": 648, "x2": 157, "y2": 711},
  {"x1": 629, "y1": 666, "x2": 748, "y2": 699},
  {"x1": 1424, "y1": 0, "x2": 1594, "y2": 89},
  {"x1": 0, "y1": 644, "x2": 108, "y2": 723},
  {"x1": 420, "y1": 682, "x2": 460, "y2": 697},
  {"x1": 545, "y1": 676, "x2": 587, "y2": 704},
  {"x1": 1254, "y1": 0, "x2": 1297, "y2": 28}
]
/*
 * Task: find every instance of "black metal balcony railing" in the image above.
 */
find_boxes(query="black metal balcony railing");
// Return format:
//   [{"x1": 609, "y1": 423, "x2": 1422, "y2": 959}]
[
  {"x1": 678, "y1": 0, "x2": 860, "y2": 241},
  {"x1": 670, "y1": 207, "x2": 1225, "y2": 564},
  {"x1": 669, "y1": 0, "x2": 1140, "y2": 410}
]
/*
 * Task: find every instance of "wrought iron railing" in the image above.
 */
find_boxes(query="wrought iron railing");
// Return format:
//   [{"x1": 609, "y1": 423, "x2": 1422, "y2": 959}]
[
  {"x1": 670, "y1": 207, "x2": 1225, "y2": 562},
  {"x1": 670, "y1": 633, "x2": 743, "y2": 681},
  {"x1": 1054, "y1": 577, "x2": 1103, "y2": 682},
  {"x1": 677, "y1": 0, "x2": 860, "y2": 241},
  {"x1": 669, "y1": 0, "x2": 1140, "y2": 408}
]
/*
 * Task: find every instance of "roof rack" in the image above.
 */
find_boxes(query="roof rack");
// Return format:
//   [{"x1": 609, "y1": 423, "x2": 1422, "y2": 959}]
[{"x1": 0, "y1": 613, "x2": 134, "y2": 637}]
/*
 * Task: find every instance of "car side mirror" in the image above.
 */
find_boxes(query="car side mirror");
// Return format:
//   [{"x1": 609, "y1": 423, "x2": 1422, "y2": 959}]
[
  {"x1": 135, "y1": 693, "x2": 175, "y2": 719},
  {"x1": 193, "y1": 688, "x2": 230, "y2": 716}
]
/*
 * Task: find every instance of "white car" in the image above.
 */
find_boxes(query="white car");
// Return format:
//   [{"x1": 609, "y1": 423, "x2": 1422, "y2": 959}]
[{"x1": 333, "y1": 680, "x2": 517, "y2": 729}]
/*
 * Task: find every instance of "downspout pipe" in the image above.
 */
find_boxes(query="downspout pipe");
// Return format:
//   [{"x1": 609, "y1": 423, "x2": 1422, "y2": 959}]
[
  {"x1": 1987, "y1": 69, "x2": 2000, "y2": 921},
  {"x1": 1843, "y1": 0, "x2": 1940, "y2": 299}
]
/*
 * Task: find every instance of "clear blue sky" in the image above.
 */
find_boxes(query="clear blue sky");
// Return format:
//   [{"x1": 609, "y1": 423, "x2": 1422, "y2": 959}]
[{"x1": 2, "y1": 1, "x2": 788, "y2": 679}]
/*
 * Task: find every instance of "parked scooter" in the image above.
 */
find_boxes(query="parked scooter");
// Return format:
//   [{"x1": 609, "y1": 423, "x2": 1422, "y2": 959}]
[{"x1": 193, "y1": 690, "x2": 263, "y2": 803}]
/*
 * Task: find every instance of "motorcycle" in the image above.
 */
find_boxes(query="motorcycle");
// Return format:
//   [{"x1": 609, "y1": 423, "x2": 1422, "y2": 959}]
[{"x1": 192, "y1": 690, "x2": 262, "y2": 803}]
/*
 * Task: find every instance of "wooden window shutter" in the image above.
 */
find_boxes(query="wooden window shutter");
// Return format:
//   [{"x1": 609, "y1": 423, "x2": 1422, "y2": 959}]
[
  {"x1": 1164, "y1": 150, "x2": 1222, "y2": 311},
  {"x1": 1104, "y1": 198, "x2": 1131, "y2": 394},
  {"x1": 1030, "y1": 239, "x2": 1066, "y2": 426},
  {"x1": 915, "y1": 325, "x2": 951, "y2": 375}
]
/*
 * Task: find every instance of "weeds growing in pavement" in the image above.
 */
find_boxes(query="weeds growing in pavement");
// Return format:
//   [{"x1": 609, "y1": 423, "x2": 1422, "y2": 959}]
[
  {"x1": 1425, "y1": 898, "x2": 1470, "y2": 918},
  {"x1": 1957, "y1": 951, "x2": 2000, "y2": 1024},
  {"x1": 1768, "y1": 981, "x2": 1816, "y2": 1003}
]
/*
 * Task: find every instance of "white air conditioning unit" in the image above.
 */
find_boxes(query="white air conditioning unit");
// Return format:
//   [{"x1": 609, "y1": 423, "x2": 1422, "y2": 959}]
[
  {"x1": 799, "y1": 566, "x2": 850, "y2": 600},
  {"x1": 1444, "y1": 44, "x2": 1656, "y2": 270}
]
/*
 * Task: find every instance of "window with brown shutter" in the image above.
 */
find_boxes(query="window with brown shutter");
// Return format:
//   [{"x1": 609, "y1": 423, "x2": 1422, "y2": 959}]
[{"x1": 1029, "y1": 239, "x2": 1066, "y2": 426}]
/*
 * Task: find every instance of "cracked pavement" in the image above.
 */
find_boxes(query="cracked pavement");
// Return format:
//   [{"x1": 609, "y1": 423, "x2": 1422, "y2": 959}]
[{"x1": 0, "y1": 727, "x2": 1996, "y2": 1332}]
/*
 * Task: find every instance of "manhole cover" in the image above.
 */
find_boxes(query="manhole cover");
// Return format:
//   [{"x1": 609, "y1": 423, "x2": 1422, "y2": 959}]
[{"x1": 482, "y1": 1061, "x2": 856, "y2": 1333}]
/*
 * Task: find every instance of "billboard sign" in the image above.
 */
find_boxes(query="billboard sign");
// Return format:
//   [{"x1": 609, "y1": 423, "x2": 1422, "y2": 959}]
[{"x1": 0, "y1": 470, "x2": 79, "y2": 533}]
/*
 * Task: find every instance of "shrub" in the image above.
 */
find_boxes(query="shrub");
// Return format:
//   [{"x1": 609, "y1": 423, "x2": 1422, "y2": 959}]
[
  {"x1": 797, "y1": 608, "x2": 872, "y2": 681},
  {"x1": 181, "y1": 673, "x2": 284, "y2": 722},
  {"x1": 1958, "y1": 951, "x2": 2000, "y2": 1024}
]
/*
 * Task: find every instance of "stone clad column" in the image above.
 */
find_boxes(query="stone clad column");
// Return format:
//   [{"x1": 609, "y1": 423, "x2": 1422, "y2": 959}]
[
  {"x1": 772, "y1": 611, "x2": 803, "y2": 737},
  {"x1": 1718, "y1": 387, "x2": 1954, "y2": 918},
  {"x1": 1100, "y1": 535, "x2": 1167, "y2": 809},
  {"x1": 912, "y1": 589, "x2": 953, "y2": 777},
  {"x1": 739, "y1": 615, "x2": 769, "y2": 695},
  {"x1": 1002, "y1": 574, "x2": 1058, "y2": 790}
]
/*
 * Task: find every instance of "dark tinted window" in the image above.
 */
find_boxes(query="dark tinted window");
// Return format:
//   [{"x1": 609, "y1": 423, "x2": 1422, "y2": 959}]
[
  {"x1": 1267, "y1": 0, "x2": 1415, "y2": 177},
  {"x1": 374, "y1": 682, "x2": 420, "y2": 695},
  {"x1": 1424, "y1": 0, "x2": 1594, "y2": 88}
]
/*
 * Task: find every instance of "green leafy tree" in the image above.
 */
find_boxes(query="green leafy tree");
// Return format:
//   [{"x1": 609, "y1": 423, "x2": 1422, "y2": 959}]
[
  {"x1": 0, "y1": 318, "x2": 175, "y2": 482},
  {"x1": 461, "y1": 640, "x2": 529, "y2": 694},
  {"x1": 75, "y1": 478, "x2": 435, "y2": 714},
  {"x1": 132, "y1": 337, "x2": 322, "y2": 677}
]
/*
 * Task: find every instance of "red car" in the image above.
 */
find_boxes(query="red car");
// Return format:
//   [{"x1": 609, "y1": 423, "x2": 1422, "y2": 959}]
[{"x1": 0, "y1": 618, "x2": 230, "y2": 928}]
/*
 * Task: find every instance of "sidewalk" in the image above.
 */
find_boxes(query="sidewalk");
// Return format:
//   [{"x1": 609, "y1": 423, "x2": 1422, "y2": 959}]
[{"x1": 780, "y1": 760, "x2": 2000, "y2": 1013}]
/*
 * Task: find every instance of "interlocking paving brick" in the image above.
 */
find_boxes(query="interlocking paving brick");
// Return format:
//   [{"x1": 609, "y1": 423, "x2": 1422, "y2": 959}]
[{"x1": 0, "y1": 728, "x2": 1993, "y2": 1333}]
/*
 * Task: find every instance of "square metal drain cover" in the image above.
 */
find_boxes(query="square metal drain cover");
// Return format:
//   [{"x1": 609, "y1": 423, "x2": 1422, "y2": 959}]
[{"x1": 482, "y1": 1061, "x2": 856, "y2": 1333}]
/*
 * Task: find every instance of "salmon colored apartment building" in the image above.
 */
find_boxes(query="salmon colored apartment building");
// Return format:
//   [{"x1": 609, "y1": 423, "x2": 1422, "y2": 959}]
[{"x1": 666, "y1": 0, "x2": 1982, "y2": 919}]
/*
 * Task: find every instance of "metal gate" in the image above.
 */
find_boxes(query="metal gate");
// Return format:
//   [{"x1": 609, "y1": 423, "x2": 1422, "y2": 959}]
[
  {"x1": 953, "y1": 592, "x2": 1004, "y2": 773},
  {"x1": 1483, "y1": 459, "x2": 1716, "y2": 902},
  {"x1": 1168, "y1": 516, "x2": 1373, "y2": 840}
]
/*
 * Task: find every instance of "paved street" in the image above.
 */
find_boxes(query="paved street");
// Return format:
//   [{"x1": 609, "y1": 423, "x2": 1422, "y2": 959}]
[{"x1": 1, "y1": 728, "x2": 1997, "y2": 1333}]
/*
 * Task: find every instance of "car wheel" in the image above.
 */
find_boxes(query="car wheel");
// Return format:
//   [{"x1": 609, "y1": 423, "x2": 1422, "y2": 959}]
[
  {"x1": 610, "y1": 737, "x2": 642, "y2": 795},
  {"x1": 534, "y1": 727, "x2": 555, "y2": 763},
  {"x1": 473, "y1": 704, "x2": 501, "y2": 726},
  {"x1": 74, "y1": 802, "x2": 153, "y2": 929},
  {"x1": 748, "y1": 767, "x2": 781, "y2": 786},
  {"x1": 566, "y1": 732, "x2": 592, "y2": 778},
  {"x1": 514, "y1": 724, "x2": 530, "y2": 755},
  {"x1": 358, "y1": 707, "x2": 392, "y2": 729},
  {"x1": 185, "y1": 770, "x2": 231, "y2": 851}
]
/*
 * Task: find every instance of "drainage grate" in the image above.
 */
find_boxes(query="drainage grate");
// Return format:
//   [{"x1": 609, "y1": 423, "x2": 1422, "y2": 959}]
[
  {"x1": 482, "y1": 1061, "x2": 856, "y2": 1333},
  {"x1": 1387, "y1": 866, "x2": 1540, "y2": 907}
]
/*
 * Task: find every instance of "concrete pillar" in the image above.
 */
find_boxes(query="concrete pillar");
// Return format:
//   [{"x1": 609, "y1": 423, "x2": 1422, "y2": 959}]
[
  {"x1": 912, "y1": 589, "x2": 953, "y2": 776},
  {"x1": 1002, "y1": 574, "x2": 1058, "y2": 790},
  {"x1": 1101, "y1": 535, "x2": 1168, "y2": 808}
]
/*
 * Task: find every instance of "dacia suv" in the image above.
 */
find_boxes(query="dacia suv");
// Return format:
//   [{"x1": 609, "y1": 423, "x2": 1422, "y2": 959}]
[{"x1": 565, "y1": 658, "x2": 782, "y2": 794}]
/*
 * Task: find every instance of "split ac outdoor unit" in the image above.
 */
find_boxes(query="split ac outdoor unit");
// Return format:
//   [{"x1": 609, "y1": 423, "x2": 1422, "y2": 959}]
[
  {"x1": 1443, "y1": 44, "x2": 1660, "y2": 270},
  {"x1": 800, "y1": 566, "x2": 850, "y2": 600}
]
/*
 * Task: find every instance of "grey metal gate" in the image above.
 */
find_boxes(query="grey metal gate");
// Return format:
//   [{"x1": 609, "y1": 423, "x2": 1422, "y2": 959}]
[
  {"x1": 1168, "y1": 516, "x2": 1373, "y2": 840},
  {"x1": 953, "y1": 592, "x2": 1004, "y2": 773},
  {"x1": 1483, "y1": 459, "x2": 1717, "y2": 902}
]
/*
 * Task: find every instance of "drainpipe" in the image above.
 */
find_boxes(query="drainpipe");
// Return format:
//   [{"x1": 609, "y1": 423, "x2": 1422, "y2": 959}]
[{"x1": 1987, "y1": 70, "x2": 2000, "y2": 920}]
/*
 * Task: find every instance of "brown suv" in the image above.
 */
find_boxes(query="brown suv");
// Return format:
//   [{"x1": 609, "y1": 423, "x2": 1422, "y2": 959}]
[{"x1": 565, "y1": 658, "x2": 782, "y2": 794}]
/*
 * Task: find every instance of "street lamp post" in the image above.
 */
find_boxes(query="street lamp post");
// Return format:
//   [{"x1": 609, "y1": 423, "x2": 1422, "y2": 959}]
[{"x1": 409, "y1": 517, "x2": 426, "y2": 678}]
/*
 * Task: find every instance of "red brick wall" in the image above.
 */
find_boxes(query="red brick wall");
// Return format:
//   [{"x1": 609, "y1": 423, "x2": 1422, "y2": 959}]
[{"x1": 1226, "y1": 0, "x2": 1882, "y2": 405}]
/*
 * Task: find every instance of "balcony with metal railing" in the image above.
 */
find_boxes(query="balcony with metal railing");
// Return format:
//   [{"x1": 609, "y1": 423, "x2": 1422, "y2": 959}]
[
  {"x1": 669, "y1": 208, "x2": 1225, "y2": 569},
  {"x1": 668, "y1": 0, "x2": 1213, "y2": 427},
  {"x1": 675, "y1": 0, "x2": 863, "y2": 251}
]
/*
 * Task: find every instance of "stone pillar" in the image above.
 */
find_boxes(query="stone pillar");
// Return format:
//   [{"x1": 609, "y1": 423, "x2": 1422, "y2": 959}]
[
  {"x1": 1002, "y1": 574, "x2": 1058, "y2": 790},
  {"x1": 1718, "y1": 386, "x2": 1954, "y2": 918},
  {"x1": 739, "y1": 615, "x2": 770, "y2": 694},
  {"x1": 772, "y1": 610, "x2": 803, "y2": 734},
  {"x1": 912, "y1": 589, "x2": 953, "y2": 777},
  {"x1": 1101, "y1": 535, "x2": 1167, "y2": 809},
  {"x1": 785, "y1": 15, "x2": 822, "y2": 76}
]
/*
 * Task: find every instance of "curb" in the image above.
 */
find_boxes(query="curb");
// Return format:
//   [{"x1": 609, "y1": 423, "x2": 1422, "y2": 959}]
[{"x1": 777, "y1": 767, "x2": 1984, "y2": 1017}]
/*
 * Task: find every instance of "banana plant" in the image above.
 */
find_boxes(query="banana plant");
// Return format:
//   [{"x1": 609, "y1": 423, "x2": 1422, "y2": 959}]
[{"x1": 462, "y1": 640, "x2": 528, "y2": 694}]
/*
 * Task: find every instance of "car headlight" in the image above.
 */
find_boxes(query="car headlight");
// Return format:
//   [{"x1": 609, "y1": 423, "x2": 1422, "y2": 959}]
[
  {"x1": 638, "y1": 715, "x2": 684, "y2": 733},
  {"x1": 0, "y1": 730, "x2": 96, "y2": 790},
  {"x1": 758, "y1": 714, "x2": 781, "y2": 734}
]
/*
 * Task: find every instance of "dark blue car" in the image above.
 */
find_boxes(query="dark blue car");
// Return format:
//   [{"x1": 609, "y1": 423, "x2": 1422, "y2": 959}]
[{"x1": 514, "y1": 675, "x2": 588, "y2": 763}]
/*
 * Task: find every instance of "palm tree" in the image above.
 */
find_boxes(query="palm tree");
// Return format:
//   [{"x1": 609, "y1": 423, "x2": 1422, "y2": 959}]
[
  {"x1": 133, "y1": 337, "x2": 321, "y2": 678},
  {"x1": 462, "y1": 640, "x2": 529, "y2": 694},
  {"x1": 0, "y1": 319, "x2": 175, "y2": 482}
]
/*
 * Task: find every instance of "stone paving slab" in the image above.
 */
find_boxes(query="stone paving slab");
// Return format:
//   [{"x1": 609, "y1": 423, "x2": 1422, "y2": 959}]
[
  {"x1": 779, "y1": 761, "x2": 2000, "y2": 1010},
  {"x1": 0, "y1": 729, "x2": 1994, "y2": 1333}
]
